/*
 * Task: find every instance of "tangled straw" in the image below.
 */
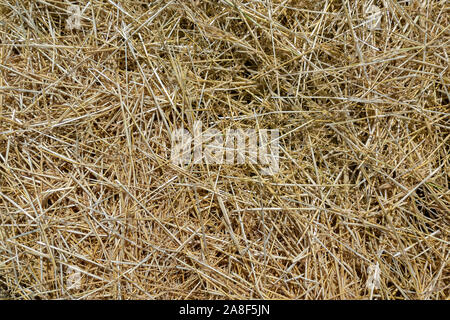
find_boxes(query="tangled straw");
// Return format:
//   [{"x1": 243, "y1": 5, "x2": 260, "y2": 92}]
[{"x1": 0, "y1": 0, "x2": 448, "y2": 299}]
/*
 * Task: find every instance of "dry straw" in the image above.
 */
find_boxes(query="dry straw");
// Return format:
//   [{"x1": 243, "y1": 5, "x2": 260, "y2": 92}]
[{"x1": 0, "y1": 0, "x2": 449, "y2": 299}]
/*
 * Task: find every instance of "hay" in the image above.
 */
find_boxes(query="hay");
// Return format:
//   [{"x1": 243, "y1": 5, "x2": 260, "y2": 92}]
[{"x1": 0, "y1": 0, "x2": 448, "y2": 300}]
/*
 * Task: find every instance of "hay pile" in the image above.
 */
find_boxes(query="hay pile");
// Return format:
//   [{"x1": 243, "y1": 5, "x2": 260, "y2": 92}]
[{"x1": 0, "y1": 0, "x2": 448, "y2": 299}]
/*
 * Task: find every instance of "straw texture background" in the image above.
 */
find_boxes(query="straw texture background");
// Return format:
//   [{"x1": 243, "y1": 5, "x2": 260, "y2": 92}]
[{"x1": 0, "y1": 0, "x2": 449, "y2": 299}]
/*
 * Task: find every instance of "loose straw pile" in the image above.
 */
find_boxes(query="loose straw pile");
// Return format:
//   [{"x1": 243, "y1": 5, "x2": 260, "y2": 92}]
[{"x1": 0, "y1": 0, "x2": 448, "y2": 299}]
